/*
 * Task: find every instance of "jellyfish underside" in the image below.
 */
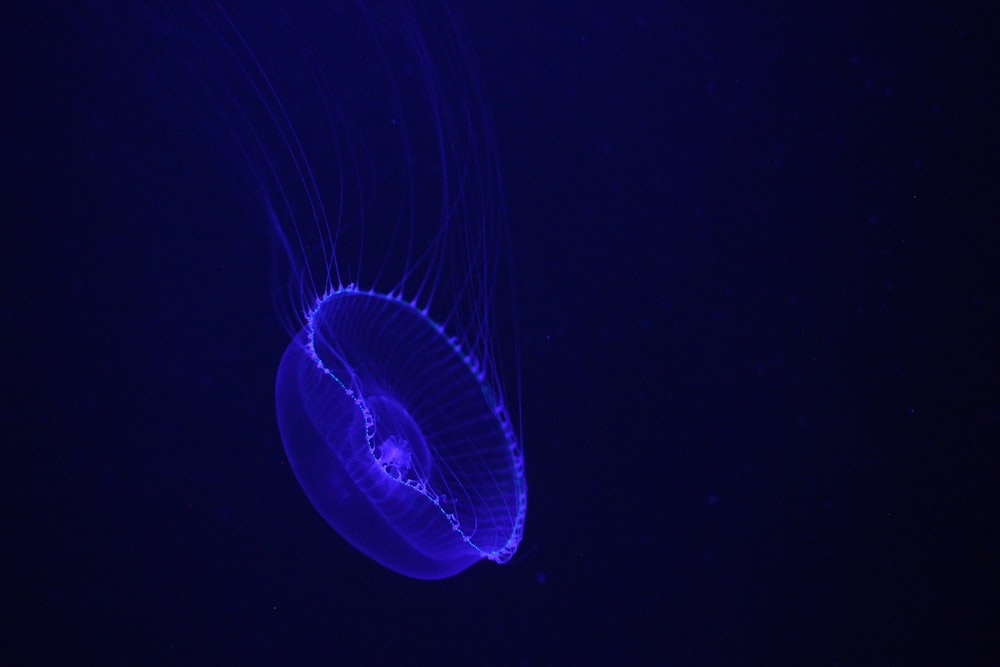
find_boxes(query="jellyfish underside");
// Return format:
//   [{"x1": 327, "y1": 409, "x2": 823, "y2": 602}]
[{"x1": 276, "y1": 289, "x2": 521, "y2": 579}]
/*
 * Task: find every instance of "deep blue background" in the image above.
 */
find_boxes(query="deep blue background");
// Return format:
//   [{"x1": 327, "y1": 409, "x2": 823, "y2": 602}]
[{"x1": 2, "y1": 1, "x2": 997, "y2": 665}]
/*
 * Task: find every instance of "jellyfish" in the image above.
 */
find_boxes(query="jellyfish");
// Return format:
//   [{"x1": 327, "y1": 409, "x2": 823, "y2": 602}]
[{"x1": 157, "y1": 1, "x2": 526, "y2": 579}]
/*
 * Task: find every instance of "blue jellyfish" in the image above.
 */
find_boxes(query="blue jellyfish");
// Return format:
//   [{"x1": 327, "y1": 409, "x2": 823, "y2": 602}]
[{"x1": 173, "y1": 2, "x2": 526, "y2": 579}]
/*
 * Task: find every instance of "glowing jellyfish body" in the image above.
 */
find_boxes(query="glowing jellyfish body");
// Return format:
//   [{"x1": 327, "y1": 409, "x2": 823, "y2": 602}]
[
  {"x1": 190, "y1": 2, "x2": 526, "y2": 578},
  {"x1": 277, "y1": 291, "x2": 523, "y2": 578}
]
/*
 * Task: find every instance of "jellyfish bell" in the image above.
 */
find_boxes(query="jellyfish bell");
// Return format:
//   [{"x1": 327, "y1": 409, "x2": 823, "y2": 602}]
[{"x1": 169, "y1": 1, "x2": 526, "y2": 579}]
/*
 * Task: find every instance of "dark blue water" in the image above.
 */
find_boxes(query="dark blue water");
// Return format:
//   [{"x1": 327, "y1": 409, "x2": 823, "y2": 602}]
[{"x1": 3, "y1": 1, "x2": 995, "y2": 664}]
